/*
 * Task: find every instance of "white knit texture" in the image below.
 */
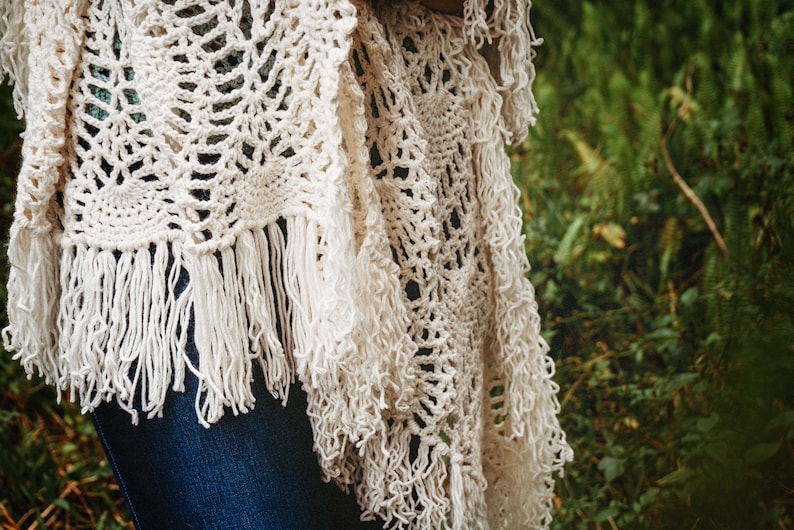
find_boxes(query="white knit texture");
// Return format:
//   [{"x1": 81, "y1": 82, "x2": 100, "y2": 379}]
[{"x1": 1, "y1": 0, "x2": 571, "y2": 528}]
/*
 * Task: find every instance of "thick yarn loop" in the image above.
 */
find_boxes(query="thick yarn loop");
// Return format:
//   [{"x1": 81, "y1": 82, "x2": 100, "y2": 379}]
[{"x1": 1, "y1": 0, "x2": 571, "y2": 528}]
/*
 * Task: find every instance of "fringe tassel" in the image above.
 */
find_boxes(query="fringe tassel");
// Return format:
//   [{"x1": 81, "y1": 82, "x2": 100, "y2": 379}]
[
  {"x1": 2, "y1": 225, "x2": 61, "y2": 398},
  {"x1": 353, "y1": 425, "x2": 452, "y2": 529},
  {"x1": 0, "y1": 0, "x2": 28, "y2": 118},
  {"x1": 53, "y1": 242, "x2": 184, "y2": 422},
  {"x1": 463, "y1": 0, "x2": 543, "y2": 143},
  {"x1": 448, "y1": 454, "x2": 467, "y2": 530},
  {"x1": 241, "y1": 227, "x2": 294, "y2": 401},
  {"x1": 5, "y1": 219, "x2": 392, "y2": 431},
  {"x1": 185, "y1": 247, "x2": 255, "y2": 424}
]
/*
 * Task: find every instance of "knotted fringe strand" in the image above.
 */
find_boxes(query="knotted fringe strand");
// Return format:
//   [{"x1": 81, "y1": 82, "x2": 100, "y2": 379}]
[
  {"x1": 462, "y1": 37, "x2": 573, "y2": 529},
  {"x1": 0, "y1": 0, "x2": 29, "y2": 117},
  {"x1": 354, "y1": 423, "x2": 452, "y2": 529},
  {"x1": 5, "y1": 218, "x2": 387, "y2": 429},
  {"x1": 463, "y1": 0, "x2": 543, "y2": 143},
  {"x1": 3, "y1": 226, "x2": 61, "y2": 399},
  {"x1": 183, "y1": 226, "x2": 295, "y2": 425}
]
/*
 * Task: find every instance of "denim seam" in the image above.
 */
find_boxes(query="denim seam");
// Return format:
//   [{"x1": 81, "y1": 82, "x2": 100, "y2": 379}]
[{"x1": 91, "y1": 411, "x2": 144, "y2": 529}]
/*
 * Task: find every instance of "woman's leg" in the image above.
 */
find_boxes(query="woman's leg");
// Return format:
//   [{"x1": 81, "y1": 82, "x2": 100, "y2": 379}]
[{"x1": 92, "y1": 362, "x2": 381, "y2": 530}]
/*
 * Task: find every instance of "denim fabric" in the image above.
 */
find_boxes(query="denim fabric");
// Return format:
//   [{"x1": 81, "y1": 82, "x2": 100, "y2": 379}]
[
  {"x1": 92, "y1": 351, "x2": 384, "y2": 530},
  {"x1": 91, "y1": 254, "x2": 385, "y2": 529}
]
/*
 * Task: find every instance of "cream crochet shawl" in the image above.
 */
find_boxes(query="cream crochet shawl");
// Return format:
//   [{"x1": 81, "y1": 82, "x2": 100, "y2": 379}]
[{"x1": 0, "y1": 0, "x2": 571, "y2": 527}]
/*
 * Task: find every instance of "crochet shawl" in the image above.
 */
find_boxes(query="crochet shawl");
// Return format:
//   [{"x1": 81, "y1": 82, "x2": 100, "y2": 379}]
[{"x1": 0, "y1": 0, "x2": 572, "y2": 527}]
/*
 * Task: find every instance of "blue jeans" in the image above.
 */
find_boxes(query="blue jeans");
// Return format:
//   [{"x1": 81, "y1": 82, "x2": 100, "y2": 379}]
[
  {"x1": 91, "y1": 255, "x2": 384, "y2": 529},
  {"x1": 92, "y1": 359, "x2": 383, "y2": 529}
]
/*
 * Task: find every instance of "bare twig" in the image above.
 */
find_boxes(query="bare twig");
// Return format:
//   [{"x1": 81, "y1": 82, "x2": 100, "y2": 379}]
[
  {"x1": 668, "y1": 280, "x2": 677, "y2": 314},
  {"x1": 661, "y1": 65, "x2": 729, "y2": 256},
  {"x1": 0, "y1": 501, "x2": 20, "y2": 530},
  {"x1": 25, "y1": 481, "x2": 79, "y2": 530}
]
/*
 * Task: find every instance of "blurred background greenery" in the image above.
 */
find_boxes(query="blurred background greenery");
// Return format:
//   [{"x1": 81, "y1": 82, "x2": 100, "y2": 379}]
[{"x1": 1, "y1": 0, "x2": 793, "y2": 528}]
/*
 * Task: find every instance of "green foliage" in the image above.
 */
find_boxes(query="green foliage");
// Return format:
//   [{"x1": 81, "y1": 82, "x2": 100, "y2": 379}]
[{"x1": 519, "y1": 0, "x2": 794, "y2": 528}]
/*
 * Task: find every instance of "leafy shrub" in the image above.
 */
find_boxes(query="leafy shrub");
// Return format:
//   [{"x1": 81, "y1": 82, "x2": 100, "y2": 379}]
[{"x1": 521, "y1": 1, "x2": 794, "y2": 528}]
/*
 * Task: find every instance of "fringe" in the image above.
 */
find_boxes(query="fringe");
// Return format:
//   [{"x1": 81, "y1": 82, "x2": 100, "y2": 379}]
[
  {"x1": 3, "y1": 217, "x2": 412, "y2": 435},
  {"x1": 0, "y1": 0, "x2": 28, "y2": 118},
  {"x1": 3, "y1": 225, "x2": 62, "y2": 399},
  {"x1": 354, "y1": 425, "x2": 453, "y2": 529},
  {"x1": 463, "y1": 0, "x2": 543, "y2": 144}
]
